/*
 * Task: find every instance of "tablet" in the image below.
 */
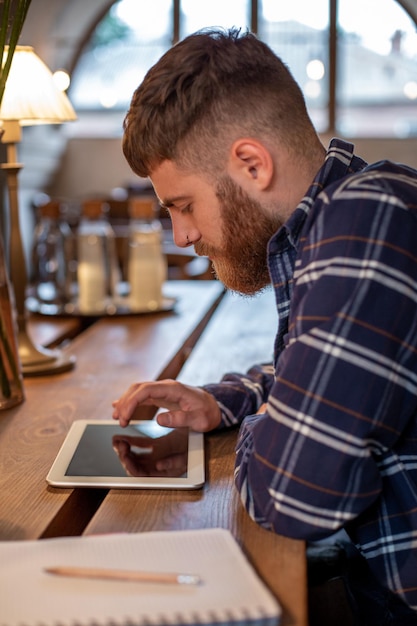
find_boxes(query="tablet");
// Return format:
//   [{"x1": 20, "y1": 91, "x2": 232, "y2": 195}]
[{"x1": 46, "y1": 419, "x2": 205, "y2": 489}]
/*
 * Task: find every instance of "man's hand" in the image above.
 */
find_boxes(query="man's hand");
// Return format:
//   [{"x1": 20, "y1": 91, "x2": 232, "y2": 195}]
[{"x1": 112, "y1": 379, "x2": 222, "y2": 432}]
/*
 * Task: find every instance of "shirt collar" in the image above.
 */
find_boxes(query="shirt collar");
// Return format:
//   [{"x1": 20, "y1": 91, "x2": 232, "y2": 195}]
[{"x1": 270, "y1": 138, "x2": 368, "y2": 252}]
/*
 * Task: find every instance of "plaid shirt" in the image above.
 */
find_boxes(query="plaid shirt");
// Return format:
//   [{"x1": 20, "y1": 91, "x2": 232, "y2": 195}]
[{"x1": 203, "y1": 138, "x2": 417, "y2": 609}]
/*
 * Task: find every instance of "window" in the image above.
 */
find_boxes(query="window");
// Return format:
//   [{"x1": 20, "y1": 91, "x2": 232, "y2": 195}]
[
  {"x1": 337, "y1": 0, "x2": 417, "y2": 137},
  {"x1": 258, "y1": 0, "x2": 329, "y2": 132},
  {"x1": 70, "y1": 0, "x2": 173, "y2": 110},
  {"x1": 180, "y1": 0, "x2": 250, "y2": 37},
  {"x1": 69, "y1": 0, "x2": 417, "y2": 138}
]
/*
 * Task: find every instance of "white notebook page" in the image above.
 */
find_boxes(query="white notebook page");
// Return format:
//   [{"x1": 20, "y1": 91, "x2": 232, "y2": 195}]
[{"x1": 0, "y1": 528, "x2": 281, "y2": 626}]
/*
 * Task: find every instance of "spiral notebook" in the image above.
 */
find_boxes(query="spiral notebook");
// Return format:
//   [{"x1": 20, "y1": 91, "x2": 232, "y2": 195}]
[{"x1": 0, "y1": 528, "x2": 281, "y2": 626}]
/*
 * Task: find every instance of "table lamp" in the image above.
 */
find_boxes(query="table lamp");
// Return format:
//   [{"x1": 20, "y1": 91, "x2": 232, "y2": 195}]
[{"x1": 0, "y1": 45, "x2": 77, "y2": 375}]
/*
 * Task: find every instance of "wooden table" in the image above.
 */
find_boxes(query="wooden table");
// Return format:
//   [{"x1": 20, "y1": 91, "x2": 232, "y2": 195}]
[
  {"x1": 0, "y1": 281, "x2": 307, "y2": 626},
  {"x1": 0, "y1": 281, "x2": 223, "y2": 540}
]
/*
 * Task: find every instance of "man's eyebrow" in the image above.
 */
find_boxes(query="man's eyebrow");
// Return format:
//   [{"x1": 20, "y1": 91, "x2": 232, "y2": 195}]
[{"x1": 159, "y1": 196, "x2": 189, "y2": 211}]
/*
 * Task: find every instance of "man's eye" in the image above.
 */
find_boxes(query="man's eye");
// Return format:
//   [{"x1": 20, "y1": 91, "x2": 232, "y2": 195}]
[{"x1": 181, "y1": 204, "x2": 192, "y2": 214}]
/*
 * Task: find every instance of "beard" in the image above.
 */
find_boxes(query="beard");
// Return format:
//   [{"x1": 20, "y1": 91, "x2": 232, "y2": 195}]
[{"x1": 194, "y1": 175, "x2": 283, "y2": 295}]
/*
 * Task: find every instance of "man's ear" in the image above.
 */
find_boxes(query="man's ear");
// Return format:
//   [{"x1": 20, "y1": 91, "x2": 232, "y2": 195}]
[{"x1": 228, "y1": 138, "x2": 274, "y2": 190}]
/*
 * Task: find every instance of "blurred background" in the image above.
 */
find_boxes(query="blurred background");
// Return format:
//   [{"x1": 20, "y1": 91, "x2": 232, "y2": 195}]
[{"x1": 5, "y1": 0, "x2": 417, "y2": 266}]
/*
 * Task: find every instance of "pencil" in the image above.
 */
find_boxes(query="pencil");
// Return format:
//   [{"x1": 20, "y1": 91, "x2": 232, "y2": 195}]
[{"x1": 44, "y1": 566, "x2": 202, "y2": 586}]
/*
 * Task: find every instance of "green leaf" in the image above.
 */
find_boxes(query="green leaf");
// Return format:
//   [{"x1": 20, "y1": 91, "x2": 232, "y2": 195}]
[{"x1": 0, "y1": 1, "x2": 32, "y2": 107}]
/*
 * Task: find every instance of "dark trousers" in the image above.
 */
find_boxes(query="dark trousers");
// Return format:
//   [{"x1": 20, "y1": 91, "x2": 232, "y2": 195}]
[
  {"x1": 342, "y1": 541, "x2": 417, "y2": 626},
  {"x1": 308, "y1": 538, "x2": 417, "y2": 626}
]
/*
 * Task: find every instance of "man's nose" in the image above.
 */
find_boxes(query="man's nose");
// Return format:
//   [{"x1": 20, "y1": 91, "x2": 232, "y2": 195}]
[{"x1": 171, "y1": 219, "x2": 198, "y2": 248}]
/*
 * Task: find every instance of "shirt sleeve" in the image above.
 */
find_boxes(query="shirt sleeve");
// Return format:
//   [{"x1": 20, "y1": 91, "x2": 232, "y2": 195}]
[
  {"x1": 235, "y1": 172, "x2": 417, "y2": 540},
  {"x1": 202, "y1": 362, "x2": 275, "y2": 428}
]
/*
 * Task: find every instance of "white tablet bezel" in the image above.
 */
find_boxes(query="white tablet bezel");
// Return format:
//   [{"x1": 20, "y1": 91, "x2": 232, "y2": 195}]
[{"x1": 46, "y1": 419, "x2": 205, "y2": 489}]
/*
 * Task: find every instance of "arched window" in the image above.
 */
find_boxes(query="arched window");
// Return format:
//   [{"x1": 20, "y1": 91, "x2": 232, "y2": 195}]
[{"x1": 69, "y1": 0, "x2": 417, "y2": 138}]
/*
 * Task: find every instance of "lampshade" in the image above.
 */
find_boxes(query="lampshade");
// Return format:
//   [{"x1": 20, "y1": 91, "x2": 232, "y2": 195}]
[{"x1": 0, "y1": 45, "x2": 76, "y2": 125}]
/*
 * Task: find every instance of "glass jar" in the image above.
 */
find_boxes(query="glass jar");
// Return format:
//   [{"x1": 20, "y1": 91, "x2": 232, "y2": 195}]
[
  {"x1": 76, "y1": 199, "x2": 120, "y2": 313},
  {"x1": 127, "y1": 197, "x2": 167, "y2": 311},
  {"x1": 31, "y1": 200, "x2": 72, "y2": 305}
]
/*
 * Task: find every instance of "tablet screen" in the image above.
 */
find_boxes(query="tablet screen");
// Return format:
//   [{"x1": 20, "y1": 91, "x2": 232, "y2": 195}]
[
  {"x1": 67, "y1": 421, "x2": 188, "y2": 477},
  {"x1": 47, "y1": 420, "x2": 205, "y2": 489}
]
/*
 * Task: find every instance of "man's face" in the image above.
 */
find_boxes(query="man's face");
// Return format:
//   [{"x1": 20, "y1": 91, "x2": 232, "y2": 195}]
[{"x1": 150, "y1": 161, "x2": 282, "y2": 295}]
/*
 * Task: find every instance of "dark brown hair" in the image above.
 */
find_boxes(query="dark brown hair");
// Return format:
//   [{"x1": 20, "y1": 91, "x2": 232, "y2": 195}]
[{"x1": 123, "y1": 28, "x2": 317, "y2": 178}]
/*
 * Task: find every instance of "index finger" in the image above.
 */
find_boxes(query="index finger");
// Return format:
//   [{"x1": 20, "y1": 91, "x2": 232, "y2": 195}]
[{"x1": 112, "y1": 380, "x2": 183, "y2": 427}]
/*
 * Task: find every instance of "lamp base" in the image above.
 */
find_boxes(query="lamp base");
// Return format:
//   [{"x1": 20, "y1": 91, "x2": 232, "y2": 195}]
[
  {"x1": 18, "y1": 331, "x2": 76, "y2": 377},
  {"x1": 0, "y1": 130, "x2": 77, "y2": 378}
]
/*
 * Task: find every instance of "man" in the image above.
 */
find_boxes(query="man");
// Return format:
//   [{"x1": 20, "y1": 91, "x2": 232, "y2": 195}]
[{"x1": 113, "y1": 28, "x2": 417, "y2": 624}]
